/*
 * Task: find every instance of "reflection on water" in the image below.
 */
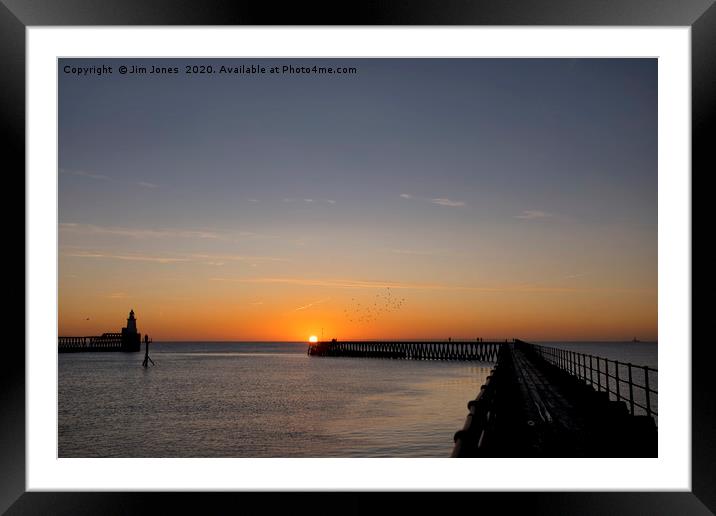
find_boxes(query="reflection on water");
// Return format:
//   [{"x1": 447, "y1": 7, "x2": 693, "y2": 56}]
[{"x1": 59, "y1": 342, "x2": 492, "y2": 457}]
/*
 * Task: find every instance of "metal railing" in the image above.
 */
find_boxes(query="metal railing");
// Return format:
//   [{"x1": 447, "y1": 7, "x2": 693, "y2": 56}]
[
  {"x1": 526, "y1": 343, "x2": 658, "y2": 421},
  {"x1": 451, "y1": 344, "x2": 509, "y2": 457}
]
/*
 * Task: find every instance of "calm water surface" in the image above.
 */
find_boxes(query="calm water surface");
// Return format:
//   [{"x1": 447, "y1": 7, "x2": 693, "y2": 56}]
[
  {"x1": 58, "y1": 341, "x2": 657, "y2": 457},
  {"x1": 538, "y1": 341, "x2": 657, "y2": 368},
  {"x1": 59, "y1": 342, "x2": 492, "y2": 457}
]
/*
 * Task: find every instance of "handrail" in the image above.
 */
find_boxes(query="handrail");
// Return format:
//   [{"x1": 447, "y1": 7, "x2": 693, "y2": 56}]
[
  {"x1": 451, "y1": 344, "x2": 508, "y2": 457},
  {"x1": 524, "y1": 343, "x2": 658, "y2": 420}
]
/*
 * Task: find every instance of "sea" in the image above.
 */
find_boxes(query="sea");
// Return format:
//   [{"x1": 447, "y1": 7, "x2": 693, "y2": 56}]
[{"x1": 58, "y1": 341, "x2": 657, "y2": 458}]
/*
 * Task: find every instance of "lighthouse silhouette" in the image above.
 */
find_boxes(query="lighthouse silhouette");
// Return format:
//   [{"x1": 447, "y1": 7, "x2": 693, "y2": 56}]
[{"x1": 120, "y1": 309, "x2": 142, "y2": 352}]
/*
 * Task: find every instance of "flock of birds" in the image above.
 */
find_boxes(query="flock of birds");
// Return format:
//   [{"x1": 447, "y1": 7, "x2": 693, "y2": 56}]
[{"x1": 343, "y1": 287, "x2": 406, "y2": 324}]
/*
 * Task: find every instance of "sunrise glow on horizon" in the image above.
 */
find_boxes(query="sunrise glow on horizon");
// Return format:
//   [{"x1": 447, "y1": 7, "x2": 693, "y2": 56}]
[{"x1": 58, "y1": 58, "x2": 657, "y2": 342}]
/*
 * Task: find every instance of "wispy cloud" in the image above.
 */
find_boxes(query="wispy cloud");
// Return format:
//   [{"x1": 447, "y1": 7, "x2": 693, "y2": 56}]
[
  {"x1": 400, "y1": 193, "x2": 465, "y2": 207},
  {"x1": 293, "y1": 297, "x2": 331, "y2": 311},
  {"x1": 190, "y1": 253, "x2": 288, "y2": 263},
  {"x1": 210, "y1": 276, "x2": 591, "y2": 293},
  {"x1": 430, "y1": 198, "x2": 465, "y2": 207},
  {"x1": 63, "y1": 249, "x2": 287, "y2": 265},
  {"x1": 107, "y1": 292, "x2": 128, "y2": 299},
  {"x1": 563, "y1": 273, "x2": 587, "y2": 280},
  {"x1": 236, "y1": 230, "x2": 273, "y2": 240},
  {"x1": 248, "y1": 198, "x2": 260, "y2": 203},
  {"x1": 515, "y1": 210, "x2": 552, "y2": 220},
  {"x1": 491, "y1": 273, "x2": 590, "y2": 295},
  {"x1": 59, "y1": 223, "x2": 245, "y2": 241},
  {"x1": 389, "y1": 248, "x2": 457, "y2": 257},
  {"x1": 282, "y1": 197, "x2": 334, "y2": 205},
  {"x1": 62, "y1": 168, "x2": 163, "y2": 190},
  {"x1": 61, "y1": 169, "x2": 111, "y2": 181},
  {"x1": 64, "y1": 251, "x2": 190, "y2": 264}
]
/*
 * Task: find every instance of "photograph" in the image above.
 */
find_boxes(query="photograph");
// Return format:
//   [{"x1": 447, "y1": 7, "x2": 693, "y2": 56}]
[{"x1": 57, "y1": 57, "x2": 658, "y2": 459}]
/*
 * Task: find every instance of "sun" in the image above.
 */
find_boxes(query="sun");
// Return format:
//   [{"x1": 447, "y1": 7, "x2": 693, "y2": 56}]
[{"x1": 308, "y1": 335, "x2": 318, "y2": 343}]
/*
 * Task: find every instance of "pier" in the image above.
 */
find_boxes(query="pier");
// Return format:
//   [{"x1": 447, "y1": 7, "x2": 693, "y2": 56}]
[
  {"x1": 58, "y1": 333, "x2": 125, "y2": 352},
  {"x1": 307, "y1": 339, "x2": 501, "y2": 361},
  {"x1": 308, "y1": 338, "x2": 657, "y2": 457},
  {"x1": 451, "y1": 340, "x2": 657, "y2": 457},
  {"x1": 58, "y1": 310, "x2": 142, "y2": 353}
]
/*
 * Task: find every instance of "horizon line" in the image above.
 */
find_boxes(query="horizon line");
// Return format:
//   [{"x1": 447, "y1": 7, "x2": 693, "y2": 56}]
[{"x1": 146, "y1": 339, "x2": 658, "y2": 344}]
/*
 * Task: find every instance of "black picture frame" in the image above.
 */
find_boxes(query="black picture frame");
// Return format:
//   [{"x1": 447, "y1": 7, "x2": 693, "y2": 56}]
[{"x1": 6, "y1": 1, "x2": 712, "y2": 514}]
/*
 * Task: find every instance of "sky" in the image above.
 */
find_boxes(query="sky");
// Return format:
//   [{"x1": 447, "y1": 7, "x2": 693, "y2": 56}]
[{"x1": 58, "y1": 58, "x2": 657, "y2": 342}]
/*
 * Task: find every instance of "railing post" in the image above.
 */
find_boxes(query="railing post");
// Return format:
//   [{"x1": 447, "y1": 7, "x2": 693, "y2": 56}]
[
  {"x1": 614, "y1": 360, "x2": 620, "y2": 401},
  {"x1": 644, "y1": 366, "x2": 652, "y2": 418},
  {"x1": 596, "y1": 356, "x2": 601, "y2": 392},
  {"x1": 582, "y1": 354, "x2": 587, "y2": 381},
  {"x1": 589, "y1": 355, "x2": 593, "y2": 386},
  {"x1": 627, "y1": 363, "x2": 635, "y2": 415},
  {"x1": 574, "y1": 352, "x2": 579, "y2": 378},
  {"x1": 574, "y1": 351, "x2": 578, "y2": 376},
  {"x1": 573, "y1": 351, "x2": 582, "y2": 379}
]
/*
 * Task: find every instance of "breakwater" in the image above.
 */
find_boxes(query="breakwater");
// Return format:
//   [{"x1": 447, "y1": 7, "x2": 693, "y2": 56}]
[
  {"x1": 58, "y1": 310, "x2": 142, "y2": 353},
  {"x1": 451, "y1": 340, "x2": 657, "y2": 457},
  {"x1": 307, "y1": 340, "x2": 502, "y2": 361},
  {"x1": 58, "y1": 332, "x2": 141, "y2": 353}
]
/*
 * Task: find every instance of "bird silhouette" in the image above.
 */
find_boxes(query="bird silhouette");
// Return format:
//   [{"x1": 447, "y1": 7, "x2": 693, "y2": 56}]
[{"x1": 342, "y1": 287, "x2": 407, "y2": 325}]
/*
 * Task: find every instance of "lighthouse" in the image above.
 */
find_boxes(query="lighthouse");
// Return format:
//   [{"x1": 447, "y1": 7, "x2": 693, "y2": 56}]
[
  {"x1": 126, "y1": 309, "x2": 137, "y2": 332},
  {"x1": 121, "y1": 309, "x2": 142, "y2": 351}
]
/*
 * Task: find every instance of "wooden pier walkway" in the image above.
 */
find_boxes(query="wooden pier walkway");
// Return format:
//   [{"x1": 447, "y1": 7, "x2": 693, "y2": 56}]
[
  {"x1": 452, "y1": 341, "x2": 657, "y2": 457},
  {"x1": 307, "y1": 338, "x2": 657, "y2": 457}
]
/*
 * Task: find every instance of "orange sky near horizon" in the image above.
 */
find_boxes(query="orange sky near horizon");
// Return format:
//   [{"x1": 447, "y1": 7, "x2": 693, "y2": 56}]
[
  {"x1": 58, "y1": 286, "x2": 657, "y2": 342},
  {"x1": 58, "y1": 239, "x2": 657, "y2": 342}
]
